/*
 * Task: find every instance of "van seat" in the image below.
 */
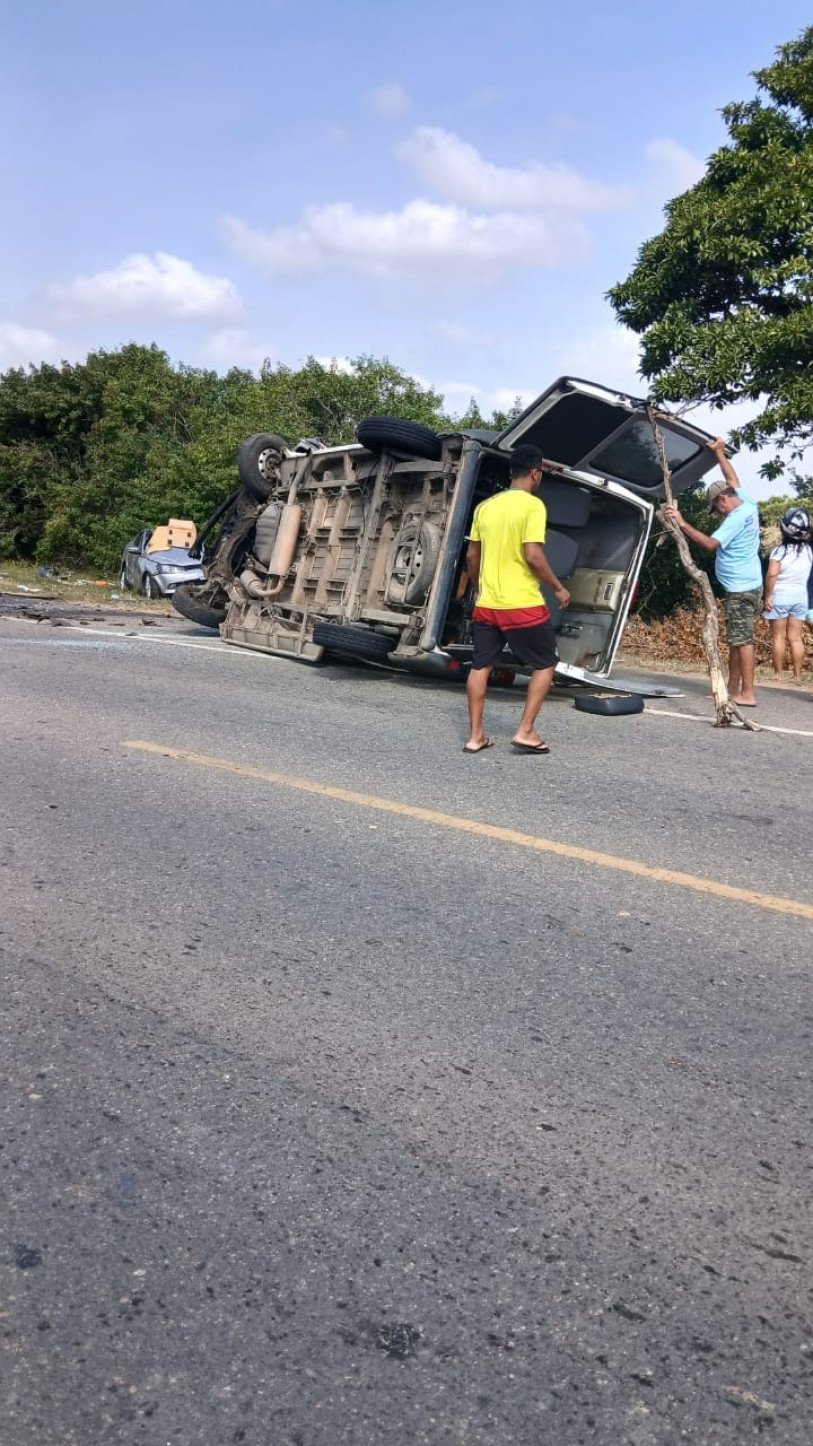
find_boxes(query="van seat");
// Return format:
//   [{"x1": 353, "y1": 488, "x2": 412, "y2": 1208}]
[
  {"x1": 538, "y1": 478, "x2": 592, "y2": 527},
  {"x1": 544, "y1": 528, "x2": 579, "y2": 580}
]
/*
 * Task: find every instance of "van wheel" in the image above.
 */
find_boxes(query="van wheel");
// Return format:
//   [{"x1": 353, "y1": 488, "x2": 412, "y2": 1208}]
[
  {"x1": 356, "y1": 416, "x2": 442, "y2": 461},
  {"x1": 312, "y1": 622, "x2": 393, "y2": 662},
  {"x1": 387, "y1": 520, "x2": 442, "y2": 605},
  {"x1": 573, "y1": 691, "x2": 644, "y2": 715},
  {"x1": 237, "y1": 432, "x2": 289, "y2": 502},
  {"x1": 171, "y1": 582, "x2": 228, "y2": 629}
]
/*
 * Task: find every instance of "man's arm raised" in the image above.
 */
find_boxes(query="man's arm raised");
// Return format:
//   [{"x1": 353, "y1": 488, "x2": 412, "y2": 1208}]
[{"x1": 710, "y1": 436, "x2": 740, "y2": 490}]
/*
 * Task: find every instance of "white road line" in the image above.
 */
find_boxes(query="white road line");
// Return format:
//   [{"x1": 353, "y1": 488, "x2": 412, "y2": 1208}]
[
  {"x1": 6, "y1": 616, "x2": 813, "y2": 734},
  {"x1": 70, "y1": 623, "x2": 267, "y2": 657},
  {"x1": 1, "y1": 616, "x2": 269, "y2": 657},
  {"x1": 646, "y1": 706, "x2": 813, "y2": 739}
]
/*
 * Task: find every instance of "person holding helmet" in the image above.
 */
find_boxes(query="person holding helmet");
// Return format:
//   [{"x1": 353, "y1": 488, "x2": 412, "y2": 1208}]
[
  {"x1": 664, "y1": 437, "x2": 762, "y2": 707},
  {"x1": 763, "y1": 507, "x2": 812, "y2": 683}
]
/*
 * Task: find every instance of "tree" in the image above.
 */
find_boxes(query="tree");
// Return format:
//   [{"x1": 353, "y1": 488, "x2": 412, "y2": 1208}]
[
  {"x1": 609, "y1": 27, "x2": 813, "y2": 477},
  {"x1": 0, "y1": 348, "x2": 451, "y2": 571}
]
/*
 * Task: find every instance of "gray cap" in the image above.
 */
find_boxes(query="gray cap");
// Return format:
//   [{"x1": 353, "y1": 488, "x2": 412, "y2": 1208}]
[{"x1": 706, "y1": 479, "x2": 729, "y2": 510}]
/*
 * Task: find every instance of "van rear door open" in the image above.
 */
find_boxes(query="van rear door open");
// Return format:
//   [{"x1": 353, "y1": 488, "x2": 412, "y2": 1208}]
[{"x1": 495, "y1": 377, "x2": 720, "y2": 499}]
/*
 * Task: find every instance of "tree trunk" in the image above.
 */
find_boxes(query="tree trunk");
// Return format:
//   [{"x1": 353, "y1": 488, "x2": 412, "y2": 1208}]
[{"x1": 647, "y1": 408, "x2": 758, "y2": 730}]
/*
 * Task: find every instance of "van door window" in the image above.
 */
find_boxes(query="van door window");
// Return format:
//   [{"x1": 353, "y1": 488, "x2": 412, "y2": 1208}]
[{"x1": 588, "y1": 418, "x2": 703, "y2": 489}]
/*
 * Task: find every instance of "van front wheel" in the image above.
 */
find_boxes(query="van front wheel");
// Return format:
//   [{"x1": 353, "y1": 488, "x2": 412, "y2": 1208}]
[
  {"x1": 237, "y1": 432, "x2": 289, "y2": 502},
  {"x1": 172, "y1": 582, "x2": 228, "y2": 629}
]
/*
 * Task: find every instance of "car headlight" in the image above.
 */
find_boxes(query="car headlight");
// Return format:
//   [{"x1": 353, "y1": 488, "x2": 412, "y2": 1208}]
[{"x1": 155, "y1": 563, "x2": 172, "y2": 574}]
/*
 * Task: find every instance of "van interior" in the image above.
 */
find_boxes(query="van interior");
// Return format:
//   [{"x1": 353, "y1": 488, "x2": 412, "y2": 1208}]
[{"x1": 442, "y1": 451, "x2": 647, "y2": 674}]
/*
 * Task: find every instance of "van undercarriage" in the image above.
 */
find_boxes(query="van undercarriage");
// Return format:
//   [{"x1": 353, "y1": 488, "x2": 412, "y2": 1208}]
[
  {"x1": 196, "y1": 432, "x2": 651, "y2": 684},
  {"x1": 175, "y1": 378, "x2": 720, "y2": 687}
]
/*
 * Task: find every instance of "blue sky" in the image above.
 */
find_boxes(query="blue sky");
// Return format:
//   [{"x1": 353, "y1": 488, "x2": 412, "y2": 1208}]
[{"x1": 4, "y1": 0, "x2": 811, "y2": 495}]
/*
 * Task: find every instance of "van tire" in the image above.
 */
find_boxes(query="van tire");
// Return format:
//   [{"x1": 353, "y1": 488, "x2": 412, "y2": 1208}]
[
  {"x1": 171, "y1": 582, "x2": 228, "y2": 629},
  {"x1": 237, "y1": 432, "x2": 289, "y2": 502},
  {"x1": 312, "y1": 622, "x2": 393, "y2": 662},
  {"x1": 573, "y1": 691, "x2": 644, "y2": 716},
  {"x1": 387, "y1": 520, "x2": 442, "y2": 605},
  {"x1": 356, "y1": 416, "x2": 442, "y2": 461}
]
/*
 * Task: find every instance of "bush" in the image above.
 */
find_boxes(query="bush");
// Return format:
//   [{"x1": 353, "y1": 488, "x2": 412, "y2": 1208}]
[{"x1": 0, "y1": 347, "x2": 449, "y2": 572}]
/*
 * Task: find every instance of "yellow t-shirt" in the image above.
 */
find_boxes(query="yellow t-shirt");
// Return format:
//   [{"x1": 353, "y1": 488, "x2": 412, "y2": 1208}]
[{"x1": 469, "y1": 490, "x2": 548, "y2": 609}]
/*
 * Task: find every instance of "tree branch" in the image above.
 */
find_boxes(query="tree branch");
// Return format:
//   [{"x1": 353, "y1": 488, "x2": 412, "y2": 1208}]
[{"x1": 647, "y1": 407, "x2": 759, "y2": 730}]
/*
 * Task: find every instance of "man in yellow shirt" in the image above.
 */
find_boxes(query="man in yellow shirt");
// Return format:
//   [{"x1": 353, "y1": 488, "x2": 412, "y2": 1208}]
[{"x1": 464, "y1": 444, "x2": 571, "y2": 754}]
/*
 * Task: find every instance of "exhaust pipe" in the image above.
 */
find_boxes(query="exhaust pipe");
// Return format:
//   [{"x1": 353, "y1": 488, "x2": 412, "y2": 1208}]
[
  {"x1": 266, "y1": 502, "x2": 302, "y2": 576},
  {"x1": 240, "y1": 499, "x2": 303, "y2": 599}
]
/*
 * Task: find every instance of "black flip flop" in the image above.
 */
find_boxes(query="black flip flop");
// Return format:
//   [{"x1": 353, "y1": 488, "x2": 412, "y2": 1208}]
[
  {"x1": 511, "y1": 741, "x2": 550, "y2": 754},
  {"x1": 463, "y1": 738, "x2": 495, "y2": 754}
]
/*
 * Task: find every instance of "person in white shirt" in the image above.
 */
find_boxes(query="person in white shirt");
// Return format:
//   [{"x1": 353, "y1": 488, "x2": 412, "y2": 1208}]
[{"x1": 763, "y1": 507, "x2": 812, "y2": 683}]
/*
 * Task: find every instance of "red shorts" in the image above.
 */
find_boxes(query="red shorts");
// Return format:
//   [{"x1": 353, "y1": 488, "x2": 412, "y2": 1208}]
[
  {"x1": 471, "y1": 606, "x2": 558, "y2": 671},
  {"x1": 472, "y1": 605, "x2": 551, "y2": 628}
]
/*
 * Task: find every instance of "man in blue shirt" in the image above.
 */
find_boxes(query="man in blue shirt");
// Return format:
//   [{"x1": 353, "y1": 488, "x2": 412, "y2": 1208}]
[{"x1": 664, "y1": 438, "x2": 762, "y2": 706}]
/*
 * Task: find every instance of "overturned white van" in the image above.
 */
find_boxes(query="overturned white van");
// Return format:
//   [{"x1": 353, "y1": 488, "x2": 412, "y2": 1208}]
[{"x1": 172, "y1": 377, "x2": 719, "y2": 689}]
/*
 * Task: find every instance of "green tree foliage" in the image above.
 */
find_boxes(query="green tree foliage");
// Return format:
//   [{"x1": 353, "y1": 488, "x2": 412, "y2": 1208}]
[
  {"x1": 0, "y1": 346, "x2": 457, "y2": 571},
  {"x1": 609, "y1": 26, "x2": 813, "y2": 476},
  {"x1": 791, "y1": 472, "x2": 813, "y2": 502},
  {"x1": 634, "y1": 487, "x2": 717, "y2": 619}
]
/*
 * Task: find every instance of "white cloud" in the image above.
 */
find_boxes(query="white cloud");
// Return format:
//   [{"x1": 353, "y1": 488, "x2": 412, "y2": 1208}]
[
  {"x1": 313, "y1": 355, "x2": 356, "y2": 374},
  {"x1": 201, "y1": 328, "x2": 271, "y2": 373},
  {"x1": 399, "y1": 127, "x2": 633, "y2": 213},
  {"x1": 557, "y1": 323, "x2": 643, "y2": 395},
  {"x1": 440, "y1": 379, "x2": 483, "y2": 397},
  {"x1": 645, "y1": 137, "x2": 706, "y2": 194},
  {"x1": 367, "y1": 82, "x2": 411, "y2": 117},
  {"x1": 431, "y1": 320, "x2": 476, "y2": 346},
  {"x1": 0, "y1": 323, "x2": 64, "y2": 371},
  {"x1": 489, "y1": 385, "x2": 536, "y2": 413},
  {"x1": 223, "y1": 202, "x2": 590, "y2": 284},
  {"x1": 49, "y1": 251, "x2": 242, "y2": 322}
]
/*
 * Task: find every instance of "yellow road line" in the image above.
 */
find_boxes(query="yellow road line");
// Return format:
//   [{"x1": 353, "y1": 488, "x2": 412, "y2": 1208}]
[{"x1": 123, "y1": 740, "x2": 813, "y2": 921}]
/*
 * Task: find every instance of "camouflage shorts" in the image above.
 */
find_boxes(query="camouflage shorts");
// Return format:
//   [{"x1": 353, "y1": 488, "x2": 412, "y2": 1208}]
[{"x1": 723, "y1": 587, "x2": 762, "y2": 647}]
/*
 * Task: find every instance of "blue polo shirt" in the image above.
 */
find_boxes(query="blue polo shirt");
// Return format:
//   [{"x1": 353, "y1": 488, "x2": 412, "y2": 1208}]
[{"x1": 712, "y1": 494, "x2": 762, "y2": 592}]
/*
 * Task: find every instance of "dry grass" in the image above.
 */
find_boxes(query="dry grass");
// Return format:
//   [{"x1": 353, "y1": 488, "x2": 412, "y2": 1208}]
[
  {"x1": 0, "y1": 561, "x2": 172, "y2": 612},
  {"x1": 619, "y1": 603, "x2": 813, "y2": 680}
]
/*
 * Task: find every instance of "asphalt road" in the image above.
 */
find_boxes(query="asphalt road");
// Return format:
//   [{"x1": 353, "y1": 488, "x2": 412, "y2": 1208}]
[{"x1": 2, "y1": 608, "x2": 812, "y2": 1445}]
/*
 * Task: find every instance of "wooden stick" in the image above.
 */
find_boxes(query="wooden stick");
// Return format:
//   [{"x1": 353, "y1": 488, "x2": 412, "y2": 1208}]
[{"x1": 647, "y1": 408, "x2": 759, "y2": 731}]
